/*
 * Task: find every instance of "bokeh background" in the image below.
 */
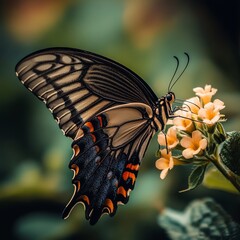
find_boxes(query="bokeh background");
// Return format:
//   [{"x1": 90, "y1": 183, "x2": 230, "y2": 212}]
[{"x1": 0, "y1": 0, "x2": 239, "y2": 239}]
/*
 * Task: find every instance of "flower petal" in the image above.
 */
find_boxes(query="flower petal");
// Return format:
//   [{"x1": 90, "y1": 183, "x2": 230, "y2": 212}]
[
  {"x1": 180, "y1": 136, "x2": 193, "y2": 148},
  {"x1": 156, "y1": 149, "x2": 175, "y2": 179},
  {"x1": 183, "y1": 96, "x2": 201, "y2": 114},
  {"x1": 182, "y1": 148, "x2": 194, "y2": 159},
  {"x1": 155, "y1": 158, "x2": 169, "y2": 170},
  {"x1": 158, "y1": 132, "x2": 166, "y2": 146},
  {"x1": 160, "y1": 168, "x2": 169, "y2": 179},
  {"x1": 213, "y1": 99, "x2": 225, "y2": 110},
  {"x1": 199, "y1": 138, "x2": 208, "y2": 150},
  {"x1": 192, "y1": 130, "x2": 202, "y2": 142}
]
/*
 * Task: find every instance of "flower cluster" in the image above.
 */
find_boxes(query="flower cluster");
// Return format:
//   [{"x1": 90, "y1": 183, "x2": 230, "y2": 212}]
[{"x1": 156, "y1": 85, "x2": 226, "y2": 183}]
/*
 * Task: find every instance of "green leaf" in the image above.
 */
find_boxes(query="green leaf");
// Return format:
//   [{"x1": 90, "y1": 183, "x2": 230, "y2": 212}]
[
  {"x1": 203, "y1": 167, "x2": 239, "y2": 194},
  {"x1": 180, "y1": 164, "x2": 207, "y2": 192},
  {"x1": 215, "y1": 122, "x2": 226, "y2": 138},
  {"x1": 218, "y1": 131, "x2": 240, "y2": 175},
  {"x1": 158, "y1": 198, "x2": 240, "y2": 240}
]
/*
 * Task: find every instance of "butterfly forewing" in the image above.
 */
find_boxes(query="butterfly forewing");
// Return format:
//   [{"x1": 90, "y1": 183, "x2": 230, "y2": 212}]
[{"x1": 15, "y1": 47, "x2": 163, "y2": 224}]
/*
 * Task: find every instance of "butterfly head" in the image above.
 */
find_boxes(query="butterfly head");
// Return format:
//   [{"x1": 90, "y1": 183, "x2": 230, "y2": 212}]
[
  {"x1": 165, "y1": 91, "x2": 175, "y2": 104},
  {"x1": 154, "y1": 92, "x2": 175, "y2": 130},
  {"x1": 163, "y1": 91, "x2": 175, "y2": 117}
]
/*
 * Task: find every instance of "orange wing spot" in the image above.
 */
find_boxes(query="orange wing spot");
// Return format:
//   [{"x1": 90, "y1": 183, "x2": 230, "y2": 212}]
[
  {"x1": 117, "y1": 186, "x2": 127, "y2": 197},
  {"x1": 71, "y1": 163, "x2": 79, "y2": 176},
  {"x1": 104, "y1": 198, "x2": 114, "y2": 214},
  {"x1": 128, "y1": 172, "x2": 136, "y2": 184},
  {"x1": 72, "y1": 144, "x2": 81, "y2": 156},
  {"x1": 85, "y1": 121, "x2": 94, "y2": 132},
  {"x1": 79, "y1": 195, "x2": 90, "y2": 206},
  {"x1": 97, "y1": 116, "x2": 103, "y2": 127},
  {"x1": 126, "y1": 163, "x2": 132, "y2": 169},
  {"x1": 126, "y1": 163, "x2": 140, "y2": 171},
  {"x1": 122, "y1": 171, "x2": 136, "y2": 184},
  {"x1": 90, "y1": 133, "x2": 96, "y2": 142},
  {"x1": 122, "y1": 171, "x2": 129, "y2": 181},
  {"x1": 74, "y1": 180, "x2": 81, "y2": 192}
]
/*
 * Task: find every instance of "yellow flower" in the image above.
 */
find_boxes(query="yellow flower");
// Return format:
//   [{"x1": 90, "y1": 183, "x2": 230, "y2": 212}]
[
  {"x1": 183, "y1": 96, "x2": 202, "y2": 115},
  {"x1": 193, "y1": 85, "x2": 217, "y2": 105},
  {"x1": 212, "y1": 99, "x2": 225, "y2": 111},
  {"x1": 198, "y1": 99, "x2": 225, "y2": 125},
  {"x1": 173, "y1": 110, "x2": 195, "y2": 132},
  {"x1": 180, "y1": 130, "x2": 208, "y2": 159},
  {"x1": 155, "y1": 149, "x2": 174, "y2": 179},
  {"x1": 158, "y1": 126, "x2": 179, "y2": 149}
]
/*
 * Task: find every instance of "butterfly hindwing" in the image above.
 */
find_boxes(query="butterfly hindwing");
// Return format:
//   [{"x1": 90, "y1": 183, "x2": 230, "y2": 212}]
[{"x1": 62, "y1": 103, "x2": 155, "y2": 224}]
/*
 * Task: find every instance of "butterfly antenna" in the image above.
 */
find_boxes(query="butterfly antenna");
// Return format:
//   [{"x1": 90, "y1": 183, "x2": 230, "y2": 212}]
[
  {"x1": 182, "y1": 99, "x2": 201, "y2": 110},
  {"x1": 169, "y1": 52, "x2": 190, "y2": 91},
  {"x1": 168, "y1": 56, "x2": 179, "y2": 92}
]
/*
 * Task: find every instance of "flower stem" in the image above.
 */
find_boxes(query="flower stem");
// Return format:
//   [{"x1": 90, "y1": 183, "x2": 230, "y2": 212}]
[{"x1": 210, "y1": 155, "x2": 240, "y2": 192}]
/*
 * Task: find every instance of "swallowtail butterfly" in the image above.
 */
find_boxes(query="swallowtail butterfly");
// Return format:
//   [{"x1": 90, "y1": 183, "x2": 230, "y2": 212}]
[{"x1": 15, "y1": 48, "x2": 185, "y2": 225}]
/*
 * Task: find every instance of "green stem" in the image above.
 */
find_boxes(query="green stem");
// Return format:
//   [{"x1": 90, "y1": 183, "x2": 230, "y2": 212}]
[{"x1": 210, "y1": 155, "x2": 240, "y2": 192}]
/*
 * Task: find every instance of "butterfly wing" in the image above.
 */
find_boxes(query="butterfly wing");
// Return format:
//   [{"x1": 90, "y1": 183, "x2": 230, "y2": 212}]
[
  {"x1": 63, "y1": 103, "x2": 156, "y2": 224},
  {"x1": 15, "y1": 48, "x2": 159, "y2": 224},
  {"x1": 15, "y1": 47, "x2": 158, "y2": 139}
]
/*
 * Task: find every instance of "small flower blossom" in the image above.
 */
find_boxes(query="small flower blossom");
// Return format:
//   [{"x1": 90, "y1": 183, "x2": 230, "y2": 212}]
[
  {"x1": 155, "y1": 85, "x2": 230, "y2": 191},
  {"x1": 180, "y1": 130, "x2": 208, "y2": 159},
  {"x1": 183, "y1": 96, "x2": 202, "y2": 115},
  {"x1": 193, "y1": 85, "x2": 217, "y2": 105},
  {"x1": 155, "y1": 149, "x2": 174, "y2": 179},
  {"x1": 198, "y1": 99, "x2": 225, "y2": 125},
  {"x1": 173, "y1": 110, "x2": 195, "y2": 132},
  {"x1": 158, "y1": 126, "x2": 179, "y2": 149}
]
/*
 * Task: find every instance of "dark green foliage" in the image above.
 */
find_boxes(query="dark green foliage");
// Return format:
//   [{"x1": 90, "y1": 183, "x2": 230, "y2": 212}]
[
  {"x1": 158, "y1": 198, "x2": 240, "y2": 240},
  {"x1": 220, "y1": 131, "x2": 240, "y2": 175}
]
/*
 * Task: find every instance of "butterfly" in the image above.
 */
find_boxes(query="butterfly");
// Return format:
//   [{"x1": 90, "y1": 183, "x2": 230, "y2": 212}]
[{"x1": 15, "y1": 48, "x2": 187, "y2": 225}]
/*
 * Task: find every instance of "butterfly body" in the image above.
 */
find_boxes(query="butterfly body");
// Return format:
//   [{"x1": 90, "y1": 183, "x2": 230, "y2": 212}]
[{"x1": 15, "y1": 48, "x2": 175, "y2": 224}]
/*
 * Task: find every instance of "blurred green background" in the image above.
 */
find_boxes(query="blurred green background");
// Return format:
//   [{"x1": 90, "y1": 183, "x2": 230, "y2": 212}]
[{"x1": 0, "y1": 0, "x2": 239, "y2": 239}]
